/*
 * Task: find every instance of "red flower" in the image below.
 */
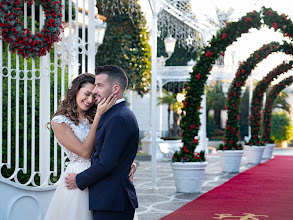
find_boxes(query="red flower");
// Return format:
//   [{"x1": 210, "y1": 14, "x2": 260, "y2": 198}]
[
  {"x1": 193, "y1": 139, "x2": 198, "y2": 144},
  {"x1": 196, "y1": 73, "x2": 201, "y2": 80},
  {"x1": 190, "y1": 124, "x2": 195, "y2": 130},
  {"x1": 183, "y1": 146, "x2": 189, "y2": 153},
  {"x1": 221, "y1": 33, "x2": 227, "y2": 39},
  {"x1": 282, "y1": 14, "x2": 288, "y2": 21},
  {"x1": 228, "y1": 140, "x2": 233, "y2": 144},
  {"x1": 241, "y1": 69, "x2": 245, "y2": 74},
  {"x1": 285, "y1": 33, "x2": 291, "y2": 37},
  {"x1": 235, "y1": 115, "x2": 239, "y2": 120},
  {"x1": 197, "y1": 105, "x2": 201, "y2": 110},
  {"x1": 244, "y1": 17, "x2": 252, "y2": 23},
  {"x1": 226, "y1": 125, "x2": 231, "y2": 130},
  {"x1": 183, "y1": 100, "x2": 187, "y2": 107},
  {"x1": 272, "y1": 23, "x2": 278, "y2": 29},
  {"x1": 205, "y1": 50, "x2": 212, "y2": 57}
]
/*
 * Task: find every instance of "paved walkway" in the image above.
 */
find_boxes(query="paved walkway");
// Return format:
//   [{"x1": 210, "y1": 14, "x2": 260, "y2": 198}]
[{"x1": 133, "y1": 148, "x2": 293, "y2": 220}]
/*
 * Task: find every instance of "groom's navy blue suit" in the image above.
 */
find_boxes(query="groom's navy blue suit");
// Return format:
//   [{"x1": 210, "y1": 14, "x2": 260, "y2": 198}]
[{"x1": 76, "y1": 101, "x2": 139, "y2": 219}]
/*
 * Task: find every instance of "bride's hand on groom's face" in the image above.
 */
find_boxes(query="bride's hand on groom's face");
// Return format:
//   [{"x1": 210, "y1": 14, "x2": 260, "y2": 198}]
[
  {"x1": 65, "y1": 173, "x2": 78, "y2": 189},
  {"x1": 96, "y1": 94, "x2": 117, "y2": 116}
]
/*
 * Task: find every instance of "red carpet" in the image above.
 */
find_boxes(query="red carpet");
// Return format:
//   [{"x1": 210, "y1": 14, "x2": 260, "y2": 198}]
[{"x1": 161, "y1": 156, "x2": 293, "y2": 220}]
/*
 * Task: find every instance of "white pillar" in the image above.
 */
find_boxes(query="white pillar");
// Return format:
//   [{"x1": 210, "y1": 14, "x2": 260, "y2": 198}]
[
  {"x1": 158, "y1": 79, "x2": 163, "y2": 137},
  {"x1": 87, "y1": 0, "x2": 96, "y2": 74},
  {"x1": 39, "y1": 54, "x2": 51, "y2": 186},
  {"x1": 150, "y1": 0, "x2": 158, "y2": 189},
  {"x1": 248, "y1": 75, "x2": 253, "y2": 139}
]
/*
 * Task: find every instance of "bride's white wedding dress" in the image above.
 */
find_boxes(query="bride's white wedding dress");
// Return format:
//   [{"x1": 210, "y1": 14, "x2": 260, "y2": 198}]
[
  {"x1": 45, "y1": 115, "x2": 138, "y2": 220},
  {"x1": 45, "y1": 115, "x2": 93, "y2": 220}
]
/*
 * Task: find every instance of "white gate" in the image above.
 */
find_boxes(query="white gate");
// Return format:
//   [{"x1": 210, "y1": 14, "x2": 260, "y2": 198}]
[{"x1": 0, "y1": 0, "x2": 100, "y2": 219}]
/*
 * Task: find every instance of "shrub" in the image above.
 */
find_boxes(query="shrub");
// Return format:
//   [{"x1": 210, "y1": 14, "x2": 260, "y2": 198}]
[{"x1": 271, "y1": 111, "x2": 293, "y2": 143}]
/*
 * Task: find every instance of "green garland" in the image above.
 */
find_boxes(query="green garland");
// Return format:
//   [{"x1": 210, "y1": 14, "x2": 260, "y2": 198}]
[
  {"x1": 0, "y1": 0, "x2": 63, "y2": 59},
  {"x1": 249, "y1": 61, "x2": 293, "y2": 145},
  {"x1": 222, "y1": 41, "x2": 293, "y2": 150},
  {"x1": 173, "y1": 7, "x2": 293, "y2": 162},
  {"x1": 262, "y1": 76, "x2": 293, "y2": 142}
]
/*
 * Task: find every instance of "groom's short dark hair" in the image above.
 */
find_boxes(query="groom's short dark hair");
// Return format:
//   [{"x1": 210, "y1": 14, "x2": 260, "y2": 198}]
[{"x1": 95, "y1": 65, "x2": 128, "y2": 92}]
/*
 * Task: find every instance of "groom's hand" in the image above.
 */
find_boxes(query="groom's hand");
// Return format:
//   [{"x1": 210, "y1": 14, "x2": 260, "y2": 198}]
[{"x1": 65, "y1": 173, "x2": 77, "y2": 189}]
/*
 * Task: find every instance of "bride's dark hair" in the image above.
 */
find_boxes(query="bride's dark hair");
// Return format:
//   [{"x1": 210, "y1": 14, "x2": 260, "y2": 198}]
[{"x1": 52, "y1": 73, "x2": 96, "y2": 125}]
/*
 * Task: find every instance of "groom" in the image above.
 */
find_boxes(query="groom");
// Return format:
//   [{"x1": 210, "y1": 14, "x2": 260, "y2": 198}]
[{"x1": 65, "y1": 65, "x2": 139, "y2": 219}]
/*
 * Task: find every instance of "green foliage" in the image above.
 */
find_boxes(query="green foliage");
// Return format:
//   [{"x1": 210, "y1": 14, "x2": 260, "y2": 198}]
[
  {"x1": 249, "y1": 62, "x2": 293, "y2": 145},
  {"x1": 262, "y1": 76, "x2": 293, "y2": 142},
  {"x1": 206, "y1": 82, "x2": 226, "y2": 128},
  {"x1": 273, "y1": 91, "x2": 291, "y2": 113},
  {"x1": 96, "y1": 0, "x2": 151, "y2": 96},
  {"x1": 271, "y1": 112, "x2": 293, "y2": 143},
  {"x1": 178, "y1": 6, "x2": 293, "y2": 155},
  {"x1": 206, "y1": 115, "x2": 216, "y2": 138}
]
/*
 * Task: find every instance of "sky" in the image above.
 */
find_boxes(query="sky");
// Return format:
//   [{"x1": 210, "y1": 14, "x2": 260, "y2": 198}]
[{"x1": 138, "y1": 0, "x2": 293, "y2": 85}]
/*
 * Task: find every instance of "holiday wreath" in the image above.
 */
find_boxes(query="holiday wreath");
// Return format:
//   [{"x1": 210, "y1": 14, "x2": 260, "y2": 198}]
[{"x1": 0, "y1": 0, "x2": 63, "y2": 59}]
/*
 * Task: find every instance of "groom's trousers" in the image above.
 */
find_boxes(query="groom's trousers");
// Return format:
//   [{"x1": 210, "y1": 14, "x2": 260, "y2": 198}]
[{"x1": 92, "y1": 199, "x2": 135, "y2": 220}]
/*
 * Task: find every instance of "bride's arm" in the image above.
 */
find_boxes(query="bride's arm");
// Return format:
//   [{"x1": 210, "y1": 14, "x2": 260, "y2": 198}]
[{"x1": 52, "y1": 95, "x2": 116, "y2": 159}]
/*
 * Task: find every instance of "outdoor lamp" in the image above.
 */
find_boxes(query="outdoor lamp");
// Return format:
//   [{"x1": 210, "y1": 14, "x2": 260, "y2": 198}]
[
  {"x1": 95, "y1": 17, "x2": 107, "y2": 51},
  {"x1": 164, "y1": 36, "x2": 176, "y2": 58}
]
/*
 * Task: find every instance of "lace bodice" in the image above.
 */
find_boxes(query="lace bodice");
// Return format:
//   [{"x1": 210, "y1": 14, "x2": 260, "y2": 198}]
[{"x1": 52, "y1": 115, "x2": 92, "y2": 163}]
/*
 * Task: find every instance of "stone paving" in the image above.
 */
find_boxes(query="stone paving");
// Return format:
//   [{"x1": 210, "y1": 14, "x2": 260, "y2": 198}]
[{"x1": 133, "y1": 148, "x2": 293, "y2": 220}]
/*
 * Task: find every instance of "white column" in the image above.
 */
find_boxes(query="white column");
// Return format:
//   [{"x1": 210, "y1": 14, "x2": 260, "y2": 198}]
[
  {"x1": 87, "y1": 0, "x2": 96, "y2": 74},
  {"x1": 158, "y1": 79, "x2": 163, "y2": 137},
  {"x1": 150, "y1": 0, "x2": 158, "y2": 189},
  {"x1": 248, "y1": 75, "x2": 253, "y2": 139},
  {"x1": 39, "y1": 54, "x2": 51, "y2": 186}
]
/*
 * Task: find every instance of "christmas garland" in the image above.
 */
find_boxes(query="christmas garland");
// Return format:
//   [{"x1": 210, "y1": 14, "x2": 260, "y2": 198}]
[
  {"x1": 173, "y1": 7, "x2": 293, "y2": 162},
  {"x1": 0, "y1": 0, "x2": 63, "y2": 59},
  {"x1": 262, "y1": 76, "x2": 293, "y2": 142},
  {"x1": 222, "y1": 42, "x2": 293, "y2": 149},
  {"x1": 249, "y1": 61, "x2": 293, "y2": 145}
]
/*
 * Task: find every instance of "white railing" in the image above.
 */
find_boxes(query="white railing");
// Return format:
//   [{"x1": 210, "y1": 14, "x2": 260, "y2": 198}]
[{"x1": 0, "y1": 0, "x2": 96, "y2": 188}]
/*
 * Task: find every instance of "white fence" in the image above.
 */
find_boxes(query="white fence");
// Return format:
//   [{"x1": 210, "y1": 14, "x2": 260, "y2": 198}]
[{"x1": 0, "y1": 0, "x2": 97, "y2": 219}]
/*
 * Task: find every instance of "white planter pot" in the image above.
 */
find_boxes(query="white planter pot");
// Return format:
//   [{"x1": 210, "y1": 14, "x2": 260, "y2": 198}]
[
  {"x1": 170, "y1": 161, "x2": 208, "y2": 193},
  {"x1": 217, "y1": 150, "x2": 244, "y2": 173},
  {"x1": 262, "y1": 143, "x2": 275, "y2": 159},
  {"x1": 244, "y1": 145, "x2": 265, "y2": 164}
]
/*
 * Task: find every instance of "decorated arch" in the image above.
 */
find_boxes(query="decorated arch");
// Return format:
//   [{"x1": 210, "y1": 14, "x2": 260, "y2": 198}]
[
  {"x1": 172, "y1": 7, "x2": 293, "y2": 162},
  {"x1": 262, "y1": 76, "x2": 293, "y2": 142},
  {"x1": 249, "y1": 61, "x2": 293, "y2": 145},
  {"x1": 222, "y1": 41, "x2": 293, "y2": 150}
]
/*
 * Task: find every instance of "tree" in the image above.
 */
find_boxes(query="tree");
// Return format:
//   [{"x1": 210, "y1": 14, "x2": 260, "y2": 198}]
[
  {"x1": 273, "y1": 91, "x2": 290, "y2": 113},
  {"x1": 96, "y1": 0, "x2": 151, "y2": 96},
  {"x1": 206, "y1": 81, "x2": 226, "y2": 128}
]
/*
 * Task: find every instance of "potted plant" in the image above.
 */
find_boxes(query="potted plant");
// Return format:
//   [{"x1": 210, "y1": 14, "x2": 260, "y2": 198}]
[
  {"x1": 271, "y1": 112, "x2": 293, "y2": 148},
  {"x1": 217, "y1": 142, "x2": 244, "y2": 173},
  {"x1": 244, "y1": 138, "x2": 265, "y2": 164},
  {"x1": 171, "y1": 148, "x2": 207, "y2": 193},
  {"x1": 262, "y1": 139, "x2": 275, "y2": 159}
]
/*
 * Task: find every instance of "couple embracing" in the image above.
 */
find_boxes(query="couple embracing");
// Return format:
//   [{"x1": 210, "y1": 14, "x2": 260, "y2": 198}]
[{"x1": 45, "y1": 65, "x2": 139, "y2": 220}]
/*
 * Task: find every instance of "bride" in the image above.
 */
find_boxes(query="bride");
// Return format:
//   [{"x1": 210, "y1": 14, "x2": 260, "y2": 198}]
[{"x1": 45, "y1": 73, "x2": 138, "y2": 220}]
